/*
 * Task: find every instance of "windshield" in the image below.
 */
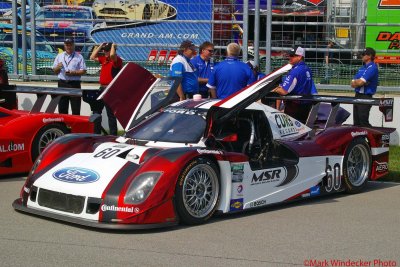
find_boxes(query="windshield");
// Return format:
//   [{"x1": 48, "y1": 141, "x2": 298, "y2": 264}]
[
  {"x1": 126, "y1": 108, "x2": 207, "y2": 144},
  {"x1": 37, "y1": 9, "x2": 91, "y2": 20}
]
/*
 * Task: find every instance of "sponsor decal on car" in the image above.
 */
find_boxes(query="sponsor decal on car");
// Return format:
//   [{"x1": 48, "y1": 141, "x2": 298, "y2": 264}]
[
  {"x1": 310, "y1": 185, "x2": 320, "y2": 196},
  {"x1": 230, "y1": 198, "x2": 243, "y2": 211},
  {"x1": 237, "y1": 184, "x2": 243, "y2": 194},
  {"x1": 42, "y1": 117, "x2": 64, "y2": 123},
  {"x1": 375, "y1": 161, "x2": 388, "y2": 173},
  {"x1": 101, "y1": 204, "x2": 140, "y2": 213},
  {"x1": 251, "y1": 165, "x2": 299, "y2": 187},
  {"x1": 231, "y1": 163, "x2": 244, "y2": 182},
  {"x1": 0, "y1": 141, "x2": 25, "y2": 153},
  {"x1": 197, "y1": 149, "x2": 223, "y2": 155},
  {"x1": 381, "y1": 134, "x2": 390, "y2": 146},
  {"x1": 251, "y1": 167, "x2": 285, "y2": 185},
  {"x1": 249, "y1": 199, "x2": 267, "y2": 208},
  {"x1": 52, "y1": 167, "x2": 100, "y2": 183},
  {"x1": 379, "y1": 98, "x2": 394, "y2": 106},
  {"x1": 274, "y1": 113, "x2": 299, "y2": 137},
  {"x1": 351, "y1": 131, "x2": 368, "y2": 137}
]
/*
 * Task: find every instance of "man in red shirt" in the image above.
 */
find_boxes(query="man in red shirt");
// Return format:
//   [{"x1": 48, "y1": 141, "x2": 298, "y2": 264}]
[{"x1": 85, "y1": 42, "x2": 123, "y2": 135}]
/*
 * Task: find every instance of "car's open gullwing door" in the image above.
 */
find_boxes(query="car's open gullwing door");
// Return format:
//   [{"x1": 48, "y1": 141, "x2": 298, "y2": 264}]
[
  {"x1": 99, "y1": 62, "x2": 181, "y2": 131},
  {"x1": 205, "y1": 64, "x2": 292, "y2": 137}
]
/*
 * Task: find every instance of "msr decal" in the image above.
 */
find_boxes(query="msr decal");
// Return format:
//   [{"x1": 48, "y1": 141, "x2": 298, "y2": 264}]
[
  {"x1": 0, "y1": 141, "x2": 25, "y2": 153},
  {"x1": 375, "y1": 161, "x2": 388, "y2": 173},
  {"x1": 251, "y1": 165, "x2": 298, "y2": 186}
]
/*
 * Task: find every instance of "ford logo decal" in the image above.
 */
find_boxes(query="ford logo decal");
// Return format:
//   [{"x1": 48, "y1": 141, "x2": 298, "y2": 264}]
[{"x1": 52, "y1": 167, "x2": 100, "y2": 183}]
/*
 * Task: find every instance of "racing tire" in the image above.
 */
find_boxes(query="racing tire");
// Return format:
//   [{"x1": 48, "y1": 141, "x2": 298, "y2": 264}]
[
  {"x1": 175, "y1": 157, "x2": 220, "y2": 225},
  {"x1": 31, "y1": 124, "x2": 69, "y2": 162},
  {"x1": 343, "y1": 138, "x2": 372, "y2": 194}
]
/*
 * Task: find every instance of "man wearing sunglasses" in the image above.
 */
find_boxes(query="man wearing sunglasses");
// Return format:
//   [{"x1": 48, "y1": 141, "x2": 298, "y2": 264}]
[
  {"x1": 190, "y1": 41, "x2": 215, "y2": 98},
  {"x1": 350, "y1": 47, "x2": 378, "y2": 127},
  {"x1": 271, "y1": 46, "x2": 317, "y2": 123}
]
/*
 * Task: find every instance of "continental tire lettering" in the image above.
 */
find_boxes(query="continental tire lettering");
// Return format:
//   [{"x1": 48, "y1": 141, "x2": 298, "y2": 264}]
[{"x1": 179, "y1": 160, "x2": 197, "y2": 186}]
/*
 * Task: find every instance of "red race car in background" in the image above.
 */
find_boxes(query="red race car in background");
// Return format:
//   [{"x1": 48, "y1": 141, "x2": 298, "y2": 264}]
[{"x1": 0, "y1": 85, "x2": 94, "y2": 176}]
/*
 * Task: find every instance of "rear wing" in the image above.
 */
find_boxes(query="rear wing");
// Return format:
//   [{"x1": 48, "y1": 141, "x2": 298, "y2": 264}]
[
  {"x1": 0, "y1": 84, "x2": 83, "y2": 113},
  {"x1": 263, "y1": 94, "x2": 394, "y2": 129}
]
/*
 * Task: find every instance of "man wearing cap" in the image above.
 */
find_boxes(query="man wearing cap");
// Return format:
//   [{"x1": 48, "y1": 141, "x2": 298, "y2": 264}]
[
  {"x1": 207, "y1": 43, "x2": 254, "y2": 99},
  {"x1": 53, "y1": 38, "x2": 86, "y2": 115},
  {"x1": 271, "y1": 46, "x2": 317, "y2": 123},
  {"x1": 170, "y1": 40, "x2": 198, "y2": 100},
  {"x1": 190, "y1": 41, "x2": 215, "y2": 98},
  {"x1": 85, "y1": 42, "x2": 123, "y2": 135},
  {"x1": 350, "y1": 47, "x2": 378, "y2": 127}
]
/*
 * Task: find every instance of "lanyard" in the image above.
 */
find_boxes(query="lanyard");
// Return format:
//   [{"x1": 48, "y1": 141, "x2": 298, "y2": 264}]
[{"x1": 63, "y1": 52, "x2": 75, "y2": 68}]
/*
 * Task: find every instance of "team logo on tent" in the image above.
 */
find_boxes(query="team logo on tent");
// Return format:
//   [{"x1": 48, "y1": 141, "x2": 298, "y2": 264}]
[{"x1": 378, "y1": 0, "x2": 400, "y2": 9}]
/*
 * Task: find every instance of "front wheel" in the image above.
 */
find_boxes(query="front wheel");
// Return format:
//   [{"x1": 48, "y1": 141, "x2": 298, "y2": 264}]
[
  {"x1": 31, "y1": 124, "x2": 68, "y2": 162},
  {"x1": 175, "y1": 158, "x2": 220, "y2": 225},
  {"x1": 343, "y1": 138, "x2": 372, "y2": 194}
]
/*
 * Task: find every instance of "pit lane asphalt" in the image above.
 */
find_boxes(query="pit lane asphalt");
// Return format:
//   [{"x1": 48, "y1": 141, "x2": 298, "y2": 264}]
[{"x1": 0, "y1": 177, "x2": 399, "y2": 267}]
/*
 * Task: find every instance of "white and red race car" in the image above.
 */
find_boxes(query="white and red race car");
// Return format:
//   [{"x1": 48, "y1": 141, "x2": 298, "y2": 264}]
[{"x1": 13, "y1": 63, "x2": 395, "y2": 229}]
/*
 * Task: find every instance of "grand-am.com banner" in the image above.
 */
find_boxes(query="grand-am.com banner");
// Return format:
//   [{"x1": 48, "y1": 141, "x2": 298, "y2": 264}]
[{"x1": 91, "y1": 0, "x2": 213, "y2": 62}]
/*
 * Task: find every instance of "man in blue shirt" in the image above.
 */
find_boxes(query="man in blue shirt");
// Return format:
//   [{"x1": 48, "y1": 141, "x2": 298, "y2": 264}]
[
  {"x1": 207, "y1": 43, "x2": 254, "y2": 99},
  {"x1": 272, "y1": 46, "x2": 317, "y2": 123},
  {"x1": 170, "y1": 40, "x2": 198, "y2": 100},
  {"x1": 190, "y1": 41, "x2": 215, "y2": 98},
  {"x1": 350, "y1": 47, "x2": 379, "y2": 127}
]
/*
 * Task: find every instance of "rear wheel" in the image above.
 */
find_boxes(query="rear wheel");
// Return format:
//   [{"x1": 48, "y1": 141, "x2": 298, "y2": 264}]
[
  {"x1": 31, "y1": 124, "x2": 68, "y2": 162},
  {"x1": 343, "y1": 138, "x2": 371, "y2": 193},
  {"x1": 175, "y1": 158, "x2": 220, "y2": 225}
]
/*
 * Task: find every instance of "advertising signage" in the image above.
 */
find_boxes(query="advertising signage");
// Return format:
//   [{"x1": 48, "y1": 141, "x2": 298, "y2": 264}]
[
  {"x1": 91, "y1": 0, "x2": 212, "y2": 62},
  {"x1": 366, "y1": 0, "x2": 400, "y2": 63}
]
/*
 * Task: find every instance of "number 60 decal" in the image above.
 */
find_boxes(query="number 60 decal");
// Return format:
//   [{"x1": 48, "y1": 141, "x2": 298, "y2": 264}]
[
  {"x1": 94, "y1": 148, "x2": 121, "y2": 159},
  {"x1": 324, "y1": 158, "x2": 341, "y2": 192}
]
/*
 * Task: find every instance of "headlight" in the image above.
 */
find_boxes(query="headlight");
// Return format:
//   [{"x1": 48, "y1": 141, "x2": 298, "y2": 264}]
[{"x1": 124, "y1": 172, "x2": 162, "y2": 204}]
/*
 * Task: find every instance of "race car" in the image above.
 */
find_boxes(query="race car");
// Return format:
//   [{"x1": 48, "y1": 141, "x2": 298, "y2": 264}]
[
  {"x1": 35, "y1": 5, "x2": 97, "y2": 45},
  {"x1": 13, "y1": 63, "x2": 395, "y2": 229},
  {"x1": 1, "y1": 85, "x2": 94, "y2": 176}
]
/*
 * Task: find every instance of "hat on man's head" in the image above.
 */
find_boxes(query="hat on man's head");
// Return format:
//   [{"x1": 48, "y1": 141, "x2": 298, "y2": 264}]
[
  {"x1": 179, "y1": 40, "x2": 197, "y2": 51},
  {"x1": 64, "y1": 38, "x2": 75, "y2": 44},
  {"x1": 362, "y1": 47, "x2": 376, "y2": 57},
  {"x1": 289, "y1": 46, "x2": 305, "y2": 57}
]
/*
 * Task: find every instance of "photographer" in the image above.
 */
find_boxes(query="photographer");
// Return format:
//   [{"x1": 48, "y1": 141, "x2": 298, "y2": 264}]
[
  {"x1": 52, "y1": 38, "x2": 86, "y2": 115},
  {"x1": 85, "y1": 42, "x2": 122, "y2": 135}
]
